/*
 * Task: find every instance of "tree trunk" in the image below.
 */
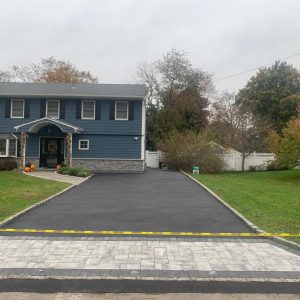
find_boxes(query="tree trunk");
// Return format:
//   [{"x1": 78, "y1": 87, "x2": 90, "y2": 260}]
[{"x1": 242, "y1": 154, "x2": 246, "y2": 172}]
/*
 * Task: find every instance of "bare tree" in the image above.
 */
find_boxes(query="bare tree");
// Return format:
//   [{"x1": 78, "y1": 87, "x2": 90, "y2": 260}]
[
  {"x1": 136, "y1": 61, "x2": 159, "y2": 107},
  {"x1": 0, "y1": 70, "x2": 12, "y2": 82},
  {"x1": 211, "y1": 92, "x2": 268, "y2": 171}
]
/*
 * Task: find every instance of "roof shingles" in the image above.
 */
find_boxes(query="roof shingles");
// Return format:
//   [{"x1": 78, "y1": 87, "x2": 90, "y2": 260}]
[{"x1": 0, "y1": 82, "x2": 146, "y2": 98}]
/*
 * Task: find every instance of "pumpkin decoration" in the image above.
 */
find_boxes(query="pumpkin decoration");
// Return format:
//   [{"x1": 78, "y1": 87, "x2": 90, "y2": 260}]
[
  {"x1": 30, "y1": 164, "x2": 36, "y2": 171},
  {"x1": 24, "y1": 167, "x2": 31, "y2": 172}
]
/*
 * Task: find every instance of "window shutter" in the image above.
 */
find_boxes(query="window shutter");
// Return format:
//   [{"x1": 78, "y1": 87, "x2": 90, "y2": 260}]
[
  {"x1": 95, "y1": 101, "x2": 101, "y2": 120},
  {"x1": 109, "y1": 101, "x2": 115, "y2": 120},
  {"x1": 5, "y1": 100, "x2": 11, "y2": 118},
  {"x1": 24, "y1": 100, "x2": 30, "y2": 118},
  {"x1": 129, "y1": 101, "x2": 134, "y2": 121},
  {"x1": 60, "y1": 100, "x2": 65, "y2": 119},
  {"x1": 76, "y1": 100, "x2": 82, "y2": 119},
  {"x1": 40, "y1": 100, "x2": 46, "y2": 118}
]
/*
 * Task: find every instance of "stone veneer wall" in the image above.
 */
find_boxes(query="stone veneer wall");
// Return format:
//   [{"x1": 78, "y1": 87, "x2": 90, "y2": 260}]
[
  {"x1": 72, "y1": 159, "x2": 145, "y2": 172},
  {"x1": 23, "y1": 157, "x2": 40, "y2": 168}
]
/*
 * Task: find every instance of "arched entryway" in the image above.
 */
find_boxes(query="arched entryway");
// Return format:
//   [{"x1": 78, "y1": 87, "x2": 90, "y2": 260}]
[{"x1": 14, "y1": 117, "x2": 83, "y2": 168}]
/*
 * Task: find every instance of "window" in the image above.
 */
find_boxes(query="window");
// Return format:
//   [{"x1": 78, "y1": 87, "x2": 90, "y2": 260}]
[
  {"x1": 46, "y1": 100, "x2": 60, "y2": 119},
  {"x1": 8, "y1": 139, "x2": 17, "y2": 156},
  {"x1": 11, "y1": 99, "x2": 24, "y2": 118},
  {"x1": 0, "y1": 140, "x2": 6, "y2": 156},
  {"x1": 82, "y1": 100, "x2": 95, "y2": 119},
  {"x1": 115, "y1": 101, "x2": 128, "y2": 120},
  {"x1": 0, "y1": 139, "x2": 17, "y2": 157},
  {"x1": 79, "y1": 140, "x2": 89, "y2": 150}
]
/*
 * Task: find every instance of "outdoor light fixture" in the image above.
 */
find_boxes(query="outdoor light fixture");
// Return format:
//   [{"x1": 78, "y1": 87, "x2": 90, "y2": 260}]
[{"x1": 134, "y1": 136, "x2": 139, "y2": 141}]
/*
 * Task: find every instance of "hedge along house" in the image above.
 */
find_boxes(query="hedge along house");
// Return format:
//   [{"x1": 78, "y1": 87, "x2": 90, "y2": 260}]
[{"x1": 0, "y1": 82, "x2": 146, "y2": 172}]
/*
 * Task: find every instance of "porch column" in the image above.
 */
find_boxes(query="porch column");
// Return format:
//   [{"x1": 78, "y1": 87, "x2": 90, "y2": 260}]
[
  {"x1": 20, "y1": 132, "x2": 27, "y2": 169},
  {"x1": 66, "y1": 133, "x2": 73, "y2": 167}
]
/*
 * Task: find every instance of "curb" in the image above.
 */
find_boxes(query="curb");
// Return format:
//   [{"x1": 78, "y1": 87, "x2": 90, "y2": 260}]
[
  {"x1": 0, "y1": 274, "x2": 299, "y2": 283},
  {"x1": 181, "y1": 171, "x2": 300, "y2": 251}
]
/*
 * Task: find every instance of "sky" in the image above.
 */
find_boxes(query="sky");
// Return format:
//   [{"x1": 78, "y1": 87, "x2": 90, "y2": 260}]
[{"x1": 0, "y1": 0, "x2": 300, "y2": 93}]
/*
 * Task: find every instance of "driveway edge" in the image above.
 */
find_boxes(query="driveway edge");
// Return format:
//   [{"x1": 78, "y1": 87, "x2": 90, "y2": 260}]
[
  {"x1": 181, "y1": 171, "x2": 300, "y2": 251},
  {"x1": 0, "y1": 185, "x2": 76, "y2": 228}
]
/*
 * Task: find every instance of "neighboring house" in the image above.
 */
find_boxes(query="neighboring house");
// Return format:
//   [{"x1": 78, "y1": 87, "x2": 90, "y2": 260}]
[{"x1": 0, "y1": 82, "x2": 146, "y2": 172}]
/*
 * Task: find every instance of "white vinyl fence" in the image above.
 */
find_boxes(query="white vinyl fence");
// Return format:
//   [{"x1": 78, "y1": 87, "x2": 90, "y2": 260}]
[
  {"x1": 221, "y1": 152, "x2": 275, "y2": 171},
  {"x1": 145, "y1": 150, "x2": 161, "y2": 168},
  {"x1": 146, "y1": 150, "x2": 275, "y2": 171}
]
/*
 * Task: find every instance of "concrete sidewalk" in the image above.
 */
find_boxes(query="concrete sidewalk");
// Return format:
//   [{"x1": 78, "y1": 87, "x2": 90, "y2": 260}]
[
  {"x1": 26, "y1": 170, "x2": 87, "y2": 185},
  {"x1": 0, "y1": 235, "x2": 299, "y2": 281}
]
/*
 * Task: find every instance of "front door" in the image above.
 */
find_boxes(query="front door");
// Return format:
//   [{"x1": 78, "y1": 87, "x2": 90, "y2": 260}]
[{"x1": 40, "y1": 138, "x2": 64, "y2": 168}]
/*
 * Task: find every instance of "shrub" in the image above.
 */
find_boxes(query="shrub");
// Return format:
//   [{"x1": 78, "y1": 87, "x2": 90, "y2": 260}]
[
  {"x1": 266, "y1": 160, "x2": 289, "y2": 171},
  {"x1": 58, "y1": 166, "x2": 92, "y2": 177},
  {"x1": 159, "y1": 130, "x2": 225, "y2": 173},
  {"x1": 266, "y1": 117, "x2": 300, "y2": 168},
  {"x1": 0, "y1": 157, "x2": 18, "y2": 171},
  {"x1": 249, "y1": 165, "x2": 256, "y2": 172}
]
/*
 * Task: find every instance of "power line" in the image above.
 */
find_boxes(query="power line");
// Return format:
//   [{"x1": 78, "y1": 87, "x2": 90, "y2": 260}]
[{"x1": 214, "y1": 51, "x2": 300, "y2": 82}]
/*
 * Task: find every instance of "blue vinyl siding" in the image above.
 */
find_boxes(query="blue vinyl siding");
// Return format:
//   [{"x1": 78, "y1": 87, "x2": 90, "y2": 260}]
[
  {"x1": 26, "y1": 134, "x2": 40, "y2": 157},
  {"x1": 0, "y1": 98, "x2": 142, "y2": 135},
  {"x1": 73, "y1": 135, "x2": 141, "y2": 159},
  {"x1": 25, "y1": 134, "x2": 141, "y2": 159},
  {"x1": 0, "y1": 98, "x2": 144, "y2": 160}
]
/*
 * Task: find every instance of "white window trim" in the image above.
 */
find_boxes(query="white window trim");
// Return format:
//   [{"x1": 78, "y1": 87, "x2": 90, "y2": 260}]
[
  {"x1": 46, "y1": 100, "x2": 60, "y2": 119},
  {"x1": 115, "y1": 101, "x2": 128, "y2": 121},
  {"x1": 11, "y1": 99, "x2": 24, "y2": 118},
  {"x1": 78, "y1": 139, "x2": 89, "y2": 150},
  {"x1": 81, "y1": 100, "x2": 95, "y2": 120},
  {"x1": 0, "y1": 139, "x2": 17, "y2": 157}
]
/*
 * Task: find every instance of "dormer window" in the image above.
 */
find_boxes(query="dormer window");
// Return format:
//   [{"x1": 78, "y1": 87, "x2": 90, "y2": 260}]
[{"x1": 46, "y1": 100, "x2": 60, "y2": 119}]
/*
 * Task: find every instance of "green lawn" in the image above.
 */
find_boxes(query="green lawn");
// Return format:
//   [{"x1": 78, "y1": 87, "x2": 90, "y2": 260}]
[
  {"x1": 0, "y1": 171, "x2": 70, "y2": 223},
  {"x1": 193, "y1": 170, "x2": 300, "y2": 243}
]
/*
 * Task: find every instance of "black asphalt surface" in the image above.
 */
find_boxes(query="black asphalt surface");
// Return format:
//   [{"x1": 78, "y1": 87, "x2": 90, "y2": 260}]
[
  {"x1": 5, "y1": 169, "x2": 251, "y2": 233},
  {"x1": 0, "y1": 279, "x2": 300, "y2": 294}
]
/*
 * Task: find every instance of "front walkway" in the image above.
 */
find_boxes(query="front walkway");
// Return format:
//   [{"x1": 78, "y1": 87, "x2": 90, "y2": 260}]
[
  {"x1": 26, "y1": 170, "x2": 87, "y2": 185},
  {"x1": 0, "y1": 236, "x2": 299, "y2": 281}
]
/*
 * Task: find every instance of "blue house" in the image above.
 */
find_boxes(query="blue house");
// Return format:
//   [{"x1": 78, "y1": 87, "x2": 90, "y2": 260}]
[{"x1": 0, "y1": 82, "x2": 146, "y2": 172}]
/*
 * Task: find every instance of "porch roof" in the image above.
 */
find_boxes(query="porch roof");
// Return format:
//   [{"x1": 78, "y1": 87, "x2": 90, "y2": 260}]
[
  {"x1": 14, "y1": 117, "x2": 84, "y2": 133},
  {"x1": 0, "y1": 133, "x2": 17, "y2": 140}
]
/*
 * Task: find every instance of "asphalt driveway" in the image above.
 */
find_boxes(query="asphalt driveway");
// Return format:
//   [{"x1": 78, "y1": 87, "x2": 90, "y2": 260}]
[{"x1": 4, "y1": 170, "x2": 250, "y2": 232}]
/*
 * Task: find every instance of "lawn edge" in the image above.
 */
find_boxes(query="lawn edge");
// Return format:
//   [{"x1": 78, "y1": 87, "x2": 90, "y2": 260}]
[
  {"x1": 0, "y1": 179, "x2": 77, "y2": 228},
  {"x1": 181, "y1": 170, "x2": 300, "y2": 251}
]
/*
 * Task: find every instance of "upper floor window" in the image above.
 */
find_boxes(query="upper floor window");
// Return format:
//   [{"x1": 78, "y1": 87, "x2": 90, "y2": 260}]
[
  {"x1": 11, "y1": 99, "x2": 24, "y2": 118},
  {"x1": 81, "y1": 100, "x2": 95, "y2": 120},
  {"x1": 46, "y1": 100, "x2": 60, "y2": 119},
  {"x1": 115, "y1": 101, "x2": 128, "y2": 120}
]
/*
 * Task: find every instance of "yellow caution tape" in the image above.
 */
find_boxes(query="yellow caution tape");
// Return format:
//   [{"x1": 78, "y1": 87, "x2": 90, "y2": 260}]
[{"x1": 0, "y1": 228, "x2": 299, "y2": 237}]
